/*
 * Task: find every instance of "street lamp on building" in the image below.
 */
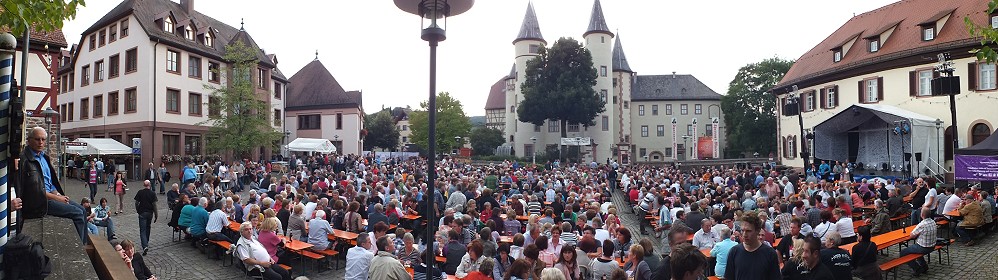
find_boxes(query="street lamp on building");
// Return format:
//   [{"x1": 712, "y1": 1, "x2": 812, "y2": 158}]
[
  {"x1": 394, "y1": 0, "x2": 474, "y2": 268},
  {"x1": 41, "y1": 107, "x2": 61, "y2": 180},
  {"x1": 530, "y1": 136, "x2": 537, "y2": 166}
]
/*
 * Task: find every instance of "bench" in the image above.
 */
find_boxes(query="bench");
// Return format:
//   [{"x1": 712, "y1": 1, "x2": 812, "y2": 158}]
[
  {"x1": 707, "y1": 276, "x2": 720, "y2": 280},
  {"x1": 879, "y1": 253, "x2": 924, "y2": 280},
  {"x1": 206, "y1": 239, "x2": 234, "y2": 266},
  {"x1": 315, "y1": 248, "x2": 342, "y2": 269},
  {"x1": 926, "y1": 239, "x2": 954, "y2": 265},
  {"x1": 278, "y1": 264, "x2": 293, "y2": 273},
  {"x1": 297, "y1": 250, "x2": 326, "y2": 273}
]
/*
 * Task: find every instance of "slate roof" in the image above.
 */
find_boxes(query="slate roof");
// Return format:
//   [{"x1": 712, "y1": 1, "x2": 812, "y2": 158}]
[
  {"x1": 484, "y1": 77, "x2": 507, "y2": 110},
  {"x1": 514, "y1": 2, "x2": 545, "y2": 44},
  {"x1": 507, "y1": 64, "x2": 516, "y2": 79},
  {"x1": 776, "y1": 0, "x2": 987, "y2": 90},
  {"x1": 267, "y1": 54, "x2": 287, "y2": 82},
  {"x1": 0, "y1": 26, "x2": 69, "y2": 48},
  {"x1": 631, "y1": 74, "x2": 722, "y2": 101},
  {"x1": 79, "y1": 0, "x2": 273, "y2": 67},
  {"x1": 612, "y1": 34, "x2": 632, "y2": 73},
  {"x1": 286, "y1": 59, "x2": 362, "y2": 111},
  {"x1": 584, "y1": 0, "x2": 613, "y2": 37}
]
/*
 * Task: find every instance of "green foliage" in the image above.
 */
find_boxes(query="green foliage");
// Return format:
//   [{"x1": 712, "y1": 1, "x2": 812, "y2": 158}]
[
  {"x1": 965, "y1": 0, "x2": 998, "y2": 62},
  {"x1": 721, "y1": 57, "x2": 794, "y2": 158},
  {"x1": 363, "y1": 109, "x2": 401, "y2": 151},
  {"x1": 409, "y1": 92, "x2": 472, "y2": 155},
  {"x1": 517, "y1": 37, "x2": 604, "y2": 141},
  {"x1": 0, "y1": 0, "x2": 85, "y2": 37},
  {"x1": 469, "y1": 127, "x2": 504, "y2": 156},
  {"x1": 201, "y1": 41, "x2": 281, "y2": 158}
]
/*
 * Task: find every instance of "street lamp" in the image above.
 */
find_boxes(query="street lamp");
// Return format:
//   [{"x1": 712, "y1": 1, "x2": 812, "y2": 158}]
[
  {"x1": 530, "y1": 136, "x2": 537, "y2": 166},
  {"x1": 395, "y1": 0, "x2": 474, "y2": 268},
  {"x1": 454, "y1": 136, "x2": 462, "y2": 155},
  {"x1": 283, "y1": 130, "x2": 291, "y2": 159},
  {"x1": 41, "y1": 107, "x2": 61, "y2": 180},
  {"x1": 681, "y1": 135, "x2": 690, "y2": 160}
]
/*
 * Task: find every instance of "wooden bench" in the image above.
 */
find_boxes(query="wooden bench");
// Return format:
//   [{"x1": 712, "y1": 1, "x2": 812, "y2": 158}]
[
  {"x1": 297, "y1": 250, "x2": 326, "y2": 273},
  {"x1": 926, "y1": 239, "x2": 954, "y2": 265},
  {"x1": 315, "y1": 248, "x2": 342, "y2": 269},
  {"x1": 206, "y1": 239, "x2": 234, "y2": 266},
  {"x1": 707, "y1": 276, "x2": 720, "y2": 280},
  {"x1": 278, "y1": 264, "x2": 293, "y2": 272},
  {"x1": 879, "y1": 253, "x2": 923, "y2": 280}
]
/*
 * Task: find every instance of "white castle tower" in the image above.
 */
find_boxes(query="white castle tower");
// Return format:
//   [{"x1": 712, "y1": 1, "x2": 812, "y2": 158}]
[
  {"x1": 509, "y1": 2, "x2": 546, "y2": 156},
  {"x1": 582, "y1": 0, "x2": 615, "y2": 162}
]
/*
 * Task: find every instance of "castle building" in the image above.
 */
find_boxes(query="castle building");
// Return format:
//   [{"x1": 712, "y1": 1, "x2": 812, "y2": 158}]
[{"x1": 485, "y1": 0, "x2": 725, "y2": 164}]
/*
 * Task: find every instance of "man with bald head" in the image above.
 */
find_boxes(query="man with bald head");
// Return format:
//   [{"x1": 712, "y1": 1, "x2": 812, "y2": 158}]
[{"x1": 17, "y1": 127, "x2": 89, "y2": 244}]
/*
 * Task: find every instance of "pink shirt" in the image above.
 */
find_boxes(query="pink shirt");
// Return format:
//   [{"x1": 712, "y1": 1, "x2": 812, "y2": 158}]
[{"x1": 257, "y1": 230, "x2": 281, "y2": 262}]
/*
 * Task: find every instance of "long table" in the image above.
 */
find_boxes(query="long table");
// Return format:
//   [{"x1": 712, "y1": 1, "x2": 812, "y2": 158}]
[{"x1": 840, "y1": 225, "x2": 916, "y2": 254}]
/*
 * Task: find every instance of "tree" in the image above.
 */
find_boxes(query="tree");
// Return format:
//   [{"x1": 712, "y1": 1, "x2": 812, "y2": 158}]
[
  {"x1": 363, "y1": 109, "x2": 401, "y2": 151},
  {"x1": 409, "y1": 92, "x2": 472, "y2": 155},
  {"x1": 721, "y1": 57, "x2": 794, "y2": 158},
  {"x1": 202, "y1": 41, "x2": 282, "y2": 159},
  {"x1": 0, "y1": 0, "x2": 85, "y2": 37},
  {"x1": 517, "y1": 37, "x2": 603, "y2": 158},
  {"x1": 966, "y1": 1, "x2": 998, "y2": 62},
  {"x1": 469, "y1": 127, "x2": 504, "y2": 156}
]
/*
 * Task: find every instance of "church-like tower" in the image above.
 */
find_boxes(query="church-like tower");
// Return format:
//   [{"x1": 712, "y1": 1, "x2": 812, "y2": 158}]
[
  {"x1": 509, "y1": 2, "x2": 546, "y2": 156},
  {"x1": 583, "y1": 0, "x2": 615, "y2": 161},
  {"x1": 612, "y1": 34, "x2": 635, "y2": 160}
]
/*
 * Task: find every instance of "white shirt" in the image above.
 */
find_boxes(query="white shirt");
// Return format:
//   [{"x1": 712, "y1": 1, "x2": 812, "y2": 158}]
[
  {"x1": 924, "y1": 188, "x2": 938, "y2": 209},
  {"x1": 835, "y1": 217, "x2": 856, "y2": 238},
  {"x1": 813, "y1": 222, "x2": 834, "y2": 243},
  {"x1": 236, "y1": 237, "x2": 272, "y2": 272},
  {"x1": 345, "y1": 246, "x2": 375, "y2": 280},
  {"x1": 303, "y1": 202, "x2": 318, "y2": 221},
  {"x1": 943, "y1": 195, "x2": 963, "y2": 215},
  {"x1": 594, "y1": 229, "x2": 610, "y2": 243},
  {"x1": 692, "y1": 228, "x2": 719, "y2": 250}
]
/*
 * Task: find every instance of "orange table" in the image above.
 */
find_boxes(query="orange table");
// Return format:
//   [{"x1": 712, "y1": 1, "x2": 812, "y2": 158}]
[
  {"x1": 946, "y1": 209, "x2": 961, "y2": 217},
  {"x1": 853, "y1": 220, "x2": 868, "y2": 230},
  {"x1": 228, "y1": 221, "x2": 240, "y2": 232},
  {"x1": 402, "y1": 214, "x2": 422, "y2": 220},
  {"x1": 361, "y1": 219, "x2": 398, "y2": 231},
  {"x1": 498, "y1": 236, "x2": 513, "y2": 243},
  {"x1": 700, "y1": 248, "x2": 712, "y2": 258},
  {"x1": 436, "y1": 255, "x2": 447, "y2": 263},
  {"x1": 330, "y1": 229, "x2": 359, "y2": 245},
  {"x1": 407, "y1": 268, "x2": 459, "y2": 280},
  {"x1": 840, "y1": 225, "x2": 915, "y2": 253},
  {"x1": 278, "y1": 235, "x2": 314, "y2": 275},
  {"x1": 516, "y1": 215, "x2": 529, "y2": 221}
]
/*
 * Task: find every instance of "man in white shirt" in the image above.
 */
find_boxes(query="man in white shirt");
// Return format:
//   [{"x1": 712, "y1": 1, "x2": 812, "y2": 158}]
[
  {"x1": 345, "y1": 233, "x2": 375, "y2": 280},
  {"x1": 782, "y1": 177, "x2": 795, "y2": 198},
  {"x1": 206, "y1": 201, "x2": 234, "y2": 244},
  {"x1": 943, "y1": 189, "x2": 964, "y2": 216},
  {"x1": 692, "y1": 218, "x2": 719, "y2": 250},
  {"x1": 545, "y1": 186, "x2": 557, "y2": 203},
  {"x1": 302, "y1": 199, "x2": 318, "y2": 221},
  {"x1": 235, "y1": 222, "x2": 291, "y2": 280}
]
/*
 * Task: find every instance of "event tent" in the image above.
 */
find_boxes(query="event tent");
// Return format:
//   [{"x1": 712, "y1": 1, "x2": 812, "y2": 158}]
[
  {"x1": 955, "y1": 131, "x2": 998, "y2": 181},
  {"x1": 813, "y1": 104, "x2": 942, "y2": 174},
  {"x1": 65, "y1": 138, "x2": 133, "y2": 155},
  {"x1": 286, "y1": 138, "x2": 337, "y2": 154}
]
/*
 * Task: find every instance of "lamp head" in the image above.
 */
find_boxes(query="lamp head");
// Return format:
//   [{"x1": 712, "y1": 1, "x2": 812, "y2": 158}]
[{"x1": 395, "y1": 0, "x2": 475, "y2": 42}]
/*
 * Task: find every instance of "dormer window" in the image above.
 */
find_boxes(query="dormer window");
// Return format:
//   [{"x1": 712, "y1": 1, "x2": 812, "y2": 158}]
[
  {"x1": 869, "y1": 39, "x2": 879, "y2": 52},
  {"x1": 204, "y1": 32, "x2": 214, "y2": 47},
  {"x1": 833, "y1": 48, "x2": 843, "y2": 62},
  {"x1": 184, "y1": 26, "x2": 195, "y2": 40},
  {"x1": 163, "y1": 17, "x2": 174, "y2": 33},
  {"x1": 922, "y1": 26, "x2": 935, "y2": 41}
]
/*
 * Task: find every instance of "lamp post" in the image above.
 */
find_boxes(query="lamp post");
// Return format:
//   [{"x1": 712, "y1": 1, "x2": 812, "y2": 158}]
[
  {"x1": 530, "y1": 136, "x2": 537, "y2": 166},
  {"x1": 681, "y1": 135, "x2": 690, "y2": 160},
  {"x1": 283, "y1": 130, "x2": 291, "y2": 160},
  {"x1": 575, "y1": 137, "x2": 583, "y2": 163},
  {"x1": 42, "y1": 107, "x2": 61, "y2": 180},
  {"x1": 395, "y1": 0, "x2": 474, "y2": 269},
  {"x1": 454, "y1": 135, "x2": 462, "y2": 155}
]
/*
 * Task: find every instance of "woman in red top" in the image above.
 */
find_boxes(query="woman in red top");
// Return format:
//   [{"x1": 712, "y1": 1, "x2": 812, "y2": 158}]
[
  {"x1": 114, "y1": 172, "x2": 127, "y2": 215},
  {"x1": 462, "y1": 257, "x2": 495, "y2": 280}
]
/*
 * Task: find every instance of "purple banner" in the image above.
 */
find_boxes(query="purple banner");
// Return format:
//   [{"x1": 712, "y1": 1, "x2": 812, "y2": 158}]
[{"x1": 954, "y1": 154, "x2": 998, "y2": 181}]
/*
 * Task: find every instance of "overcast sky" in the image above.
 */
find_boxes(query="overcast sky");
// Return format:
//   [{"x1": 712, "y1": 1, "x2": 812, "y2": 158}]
[{"x1": 62, "y1": 0, "x2": 897, "y2": 116}]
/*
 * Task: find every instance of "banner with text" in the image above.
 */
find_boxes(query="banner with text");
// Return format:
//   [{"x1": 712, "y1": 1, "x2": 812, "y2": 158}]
[{"x1": 954, "y1": 154, "x2": 998, "y2": 181}]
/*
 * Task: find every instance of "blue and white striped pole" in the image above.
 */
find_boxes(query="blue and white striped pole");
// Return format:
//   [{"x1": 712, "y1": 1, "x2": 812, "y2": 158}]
[{"x1": 0, "y1": 32, "x2": 17, "y2": 260}]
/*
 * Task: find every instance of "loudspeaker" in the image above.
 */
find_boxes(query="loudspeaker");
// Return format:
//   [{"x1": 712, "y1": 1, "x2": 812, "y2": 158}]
[
  {"x1": 914, "y1": 152, "x2": 923, "y2": 162},
  {"x1": 904, "y1": 153, "x2": 912, "y2": 161},
  {"x1": 931, "y1": 76, "x2": 961, "y2": 96},
  {"x1": 783, "y1": 103, "x2": 800, "y2": 116}
]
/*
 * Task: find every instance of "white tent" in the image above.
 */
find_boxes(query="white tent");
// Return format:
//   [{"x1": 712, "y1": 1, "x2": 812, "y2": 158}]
[
  {"x1": 65, "y1": 138, "x2": 133, "y2": 155},
  {"x1": 286, "y1": 138, "x2": 337, "y2": 154},
  {"x1": 813, "y1": 104, "x2": 943, "y2": 174}
]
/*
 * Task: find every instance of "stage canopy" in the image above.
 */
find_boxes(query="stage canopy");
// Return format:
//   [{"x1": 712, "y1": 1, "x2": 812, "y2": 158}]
[
  {"x1": 286, "y1": 138, "x2": 336, "y2": 154},
  {"x1": 955, "y1": 131, "x2": 998, "y2": 181},
  {"x1": 65, "y1": 138, "x2": 133, "y2": 155},
  {"x1": 813, "y1": 104, "x2": 942, "y2": 174}
]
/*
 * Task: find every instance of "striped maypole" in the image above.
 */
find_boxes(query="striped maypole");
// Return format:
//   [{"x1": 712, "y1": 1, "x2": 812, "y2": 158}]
[{"x1": 0, "y1": 32, "x2": 17, "y2": 258}]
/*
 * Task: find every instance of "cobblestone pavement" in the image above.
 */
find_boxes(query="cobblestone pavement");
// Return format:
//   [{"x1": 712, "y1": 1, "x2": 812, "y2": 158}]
[
  {"x1": 607, "y1": 188, "x2": 998, "y2": 280},
  {"x1": 61, "y1": 178, "x2": 345, "y2": 279}
]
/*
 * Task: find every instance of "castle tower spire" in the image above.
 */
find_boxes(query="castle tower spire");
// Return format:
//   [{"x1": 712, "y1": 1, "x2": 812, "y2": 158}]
[
  {"x1": 584, "y1": 0, "x2": 613, "y2": 37},
  {"x1": 612, "y1": 34, "x2": 632, "y2": 73},
  {"x1": 513, "y1": 2, "x2": 545, "y2": 45}
]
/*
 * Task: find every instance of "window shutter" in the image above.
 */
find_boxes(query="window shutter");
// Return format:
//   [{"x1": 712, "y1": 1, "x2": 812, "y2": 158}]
[
  {"x1": 909, "y1": 71, "x2": 917, "y2": 96},
  {"x1": 968, "y1": 62, "x2": 978, "y2": 91},
  {"x1": 877, "y1": 77, "x2": 884, "y2": 101},
  {"x1": 833, "y1": 85, "x2": 840, "y2": 107},
  {"x1": 858, "y1": 80, "x2": 865, "y2": 103},
  {"x1": 819, "y1": 88, "x2": 827, "y2": 109},
  {"x1": 782, "y1": 136, "x2": 787, "y2": 158}
]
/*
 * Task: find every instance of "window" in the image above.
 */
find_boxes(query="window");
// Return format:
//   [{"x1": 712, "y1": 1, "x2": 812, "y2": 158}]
[
  {"x1": 657, "y1": 125, "x2": 665, "y2": 137},
  {"x1": 60, "y1": 75, "x2": 67, "y2": 93},
  {"x1": 204, "y1": 32, "x2": 214, "y2": 47},
  {"x1": 833, "y1": 49, "x2": 842, "y2": 62},
  {"x1": 869, "y1": 39, "x2": 879, "y2": 52},
  {"x1": 666, "y1": 104, "x2": 673, "y2": 115},
  {"x1": 862, "y1": 78, "x2": 882, "y2": 103},
  {"x1": 639, "y1": 148, "x2": 646, "y2": 158},
  {"x1": 60, "y1": 104, "x2": 67, "y2": 122},
  {"x1": 108, "y1": 54, "x2": 119, "y2": 78},
  {"x1": 567, "y1": 123, "x2": 580, "y2": 132},
  {"x1": 93, "y1": 95, "x2": 103, "y2": 117},
  {"x1": 298, "y1": 115, "x2": 321, "y2": 130},
  {"x1": 163, "y1": 16, "x2": 174, "y2": 33},
  {"x1": 274, "y1": 82, "x2": 282, "y2": 99},
  {"x1": 166, "y1": 89, "x2": 180, "y2": 113},
  {"x1": 602, "y1": 116, "x2": 609, "y2": 131},
  {"x1": 120, "y1": 19, "x2": 129, "y2": 37},
  {"x1": 166, "y1": 50, "x2": 179, "y2": 73},
  {"x1": 125, "y1": 88, "x2": 137, "y2": 113},
  {"x1": 534, "y1": 124, "x2": 541, "y2": 132},
  {"x1": 68, "y1": 103, "x2": 74, "y2": 121},
  {"x1": 638, "y1": 105, "x2": 645, "y2": 116},
  {"x1": 258, "y1": 68, "x2": 267, "y2": 89},
  {"x1": 125, "y1": 48, "x2": 137, "y2": 73},
  {"x1": 273, "y1": 109, "x2": 281, "y2": 126},
  {"x1": 336, "y1": 113, "x2": 343, "y2": 129},
  {"x1": 80, "y1": 98, "x2": 89, "y2": 119},
  {"x1": 680, "y1": 104, "x2": 688, "y2": 115},
  {"x1": 188, "y1": 92, "x2": 202, "y2": 116},
  {"x1": 162, "y1": 134, "x2": 180, "y2": 155},
  {"x1": 108, "y1": 91, "x2": 119, "y2": 115},
  {"x1": 972, "y1": 123, "x2": 992, "y2": 145},
  {"x1": 548, "y1": 120, "x2": 560, "y2": 133},
  {"x1": 98, "y1": 30, "x2": 106, "y2": 47},
  {"x1": 623, "y1": 101, "x2": 629, "y2": 109},
  {"x1": 804, "y1": 91, "x2": 815, "y2": 112},
  {"x1": 94, "y1": 60, "x2": 104, "y2": 82},
  {"x1": 600, "y1": 66, "x2": 607, "y2": 77},
  {"x1": 188, "y1": 56, "x2": 201, "y2": 78},
  {"x1": 641, "y1": 125, "x2": 649, "y2": 137},
  {"x1": 687, "y1": 124, "x2": 693, "y2": 136},
  {"x1": 613, "y1": 96, "x2": 618, "y2": 104},
  {"x1": 980, "y1": 63, "x2": 996, "y2": 90},
  {"x1": 208, "y1": 61, "x2": 220, "y2": 82},
  {"x1": 823, "y1": 86, "x2": 838, "y2": 108},
  {"x1": 528, "y1": 44, "x2": 540, "y2": 54},
  {"x1": 695, "y1": 104, "x2": 702, "y2": 115},
  {"x1": 184, "y1": 135, "x2": 201, "y2": 155},
  {"x1": 208, "y1": 96, "x2": 220, "y2": 117},
  {"x1": 665, "y1": 148, "x2": 673, "y2": 157},
  {"x1": 652, "y1": 105, "x2": 658, "y2": 115},
  {"x1": 184, "y1": 26, "x2": 195, "y2": 40},
  {"x1": 600, "y1": 90, "x2": 607, "y2": 104},
  {"x1": 922, "y1": 26, "x2": 935, "y2": 41},
  {"x1": 89, "y1": 34, "x2": 95, "y2": 51},
  {"x1": 109, "y1": 24, "x2": 117, "y2": 42},
  {"x1": 706, "y1": 124, "x2": 713, "y2": 137},
  {"x1": 81, "y1": 65, "x2": 90, "y2": 86},
  {"x1": 917, "y1": 70, "x2": 934, "y2": 96}
]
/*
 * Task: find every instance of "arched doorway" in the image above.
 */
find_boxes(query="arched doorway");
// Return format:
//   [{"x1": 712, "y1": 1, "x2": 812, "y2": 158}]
[{"x1": 972, "y1": 123, "x2": 992, "y2": 146}]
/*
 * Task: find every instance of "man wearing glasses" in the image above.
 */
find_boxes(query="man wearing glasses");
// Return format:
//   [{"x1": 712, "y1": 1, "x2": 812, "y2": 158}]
[{"x1": 17, "y1": 127, "x2": 89, "y2": 245}]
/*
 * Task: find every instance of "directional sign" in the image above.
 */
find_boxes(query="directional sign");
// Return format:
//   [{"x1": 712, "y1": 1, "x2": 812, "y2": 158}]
[
  {"x1": 132, "y1": 148, "x2": 141, "y2": 155},
  {"x1": 65, "y1": 142, "x2": 88, "y2": 147}
]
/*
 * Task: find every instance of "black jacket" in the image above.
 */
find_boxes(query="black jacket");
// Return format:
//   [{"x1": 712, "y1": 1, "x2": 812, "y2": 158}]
[
  {"x1": 131, "y1": 253, "x2": 154, "y2": 279},
  {"x1": 17, "y1": 148, "x2": 65, "y2": 219}
]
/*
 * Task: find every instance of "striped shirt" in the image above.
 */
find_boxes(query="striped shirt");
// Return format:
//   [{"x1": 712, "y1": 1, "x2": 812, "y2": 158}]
[
  {"x1": 206, "y1": 209, "x2": 228, "y2": 233},
  {"x1": 527, "y1": 202, "x2": 542, "y2": 216},
  {"x1": 911, "y1": 218, "x2": 937, "y2": 248}
]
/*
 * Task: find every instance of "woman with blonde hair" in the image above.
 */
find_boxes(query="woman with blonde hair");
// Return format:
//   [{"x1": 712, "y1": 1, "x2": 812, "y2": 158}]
[
  {"x1": 256, "y1": 217, "x2": 287, "y2": 265},
  {"x1": 262, "y1": 208, "x2": 284, "y2": 235},
  {"x1": 540, "y1": 267, "x2": 566, "y2": 280}
]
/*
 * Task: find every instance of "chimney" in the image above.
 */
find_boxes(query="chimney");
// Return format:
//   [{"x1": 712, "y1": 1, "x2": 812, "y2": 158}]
[
  {"x1": 180, "y1": 0, "x2": 194, "y2": 14},
  {"x1": 672, "y1": 71, "x2": 676, "y2": 78}
]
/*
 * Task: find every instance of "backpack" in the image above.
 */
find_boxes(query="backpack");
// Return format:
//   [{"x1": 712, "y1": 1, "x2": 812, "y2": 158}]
[
  {"x1": 2, "y1": 233, "x2": 52, "y2": 279},
  {"x1": 163, "y1": 172, "x2": 172, "y2": 183}
]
